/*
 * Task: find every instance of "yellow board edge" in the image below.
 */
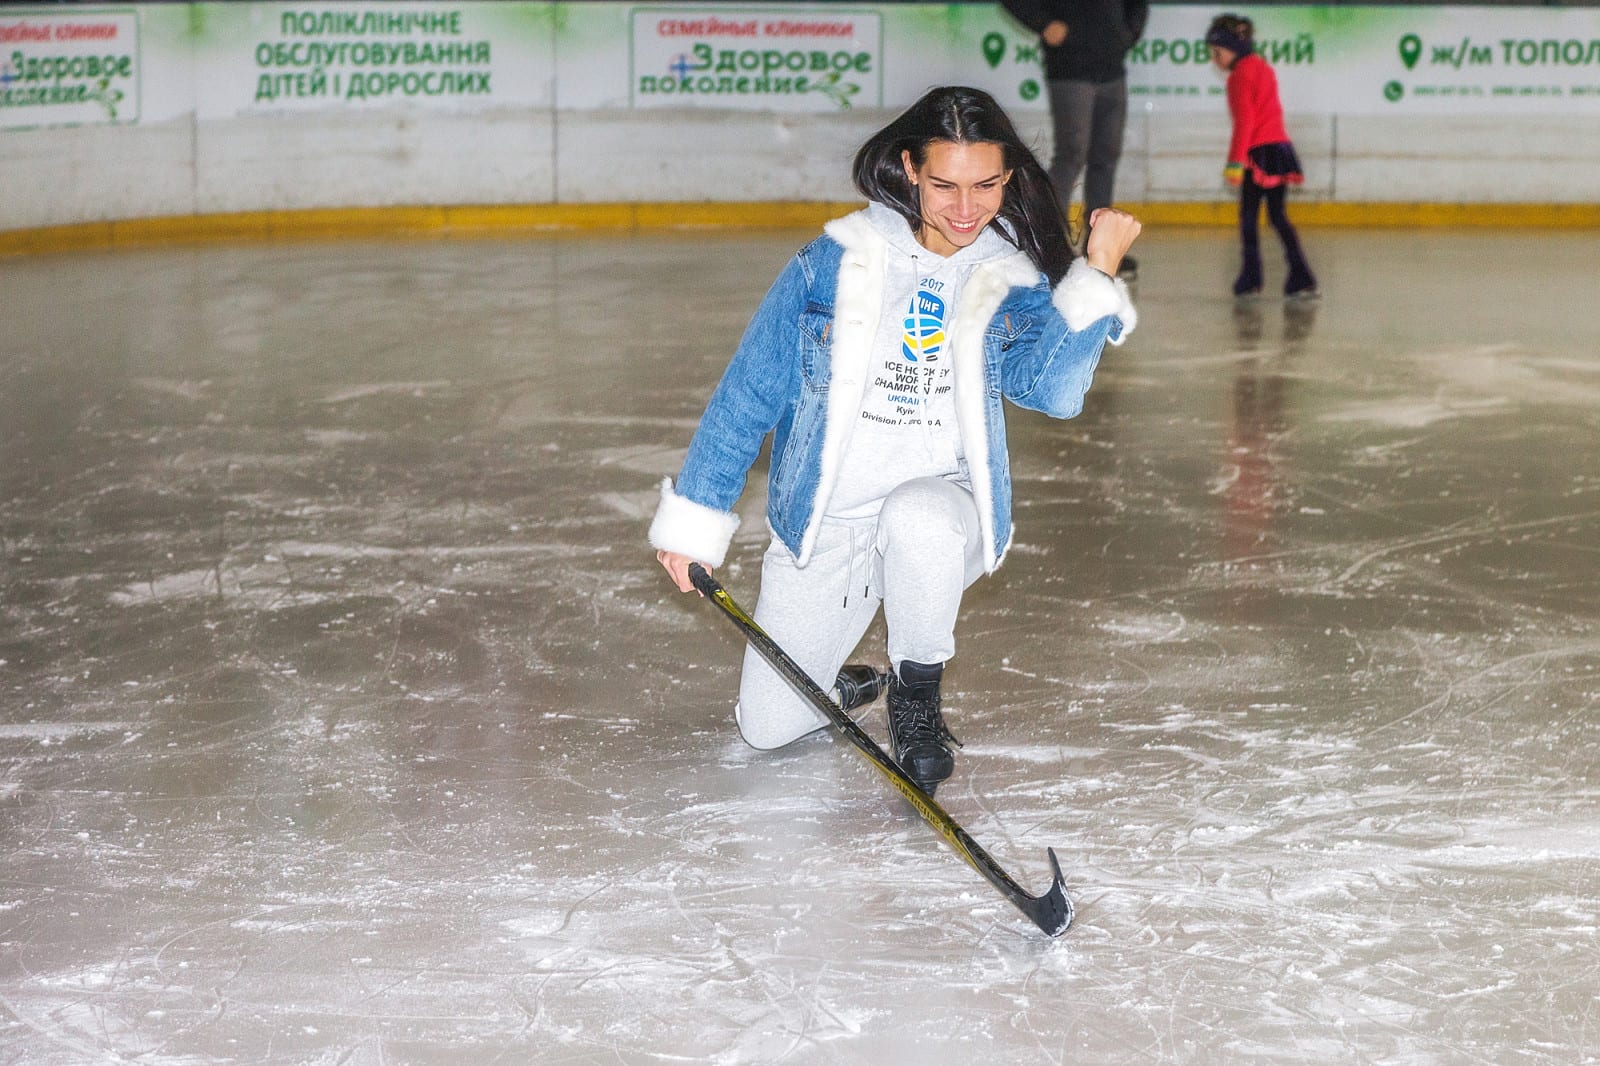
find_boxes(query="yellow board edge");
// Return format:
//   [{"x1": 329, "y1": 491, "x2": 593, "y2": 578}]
[{"x1": 5, "y1": 200, "x2": 1600, "y2": 258}]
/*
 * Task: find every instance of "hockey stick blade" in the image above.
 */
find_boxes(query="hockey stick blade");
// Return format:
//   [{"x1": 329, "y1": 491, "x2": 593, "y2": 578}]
[{"x1": 687, "y1": 563, "x2": 1074, "y2": 938}]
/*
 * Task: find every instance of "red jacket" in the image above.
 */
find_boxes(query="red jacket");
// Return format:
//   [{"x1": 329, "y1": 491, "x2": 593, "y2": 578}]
[{"x1": 1225, "y1": 53, "x2": 1291, "y2": 172}]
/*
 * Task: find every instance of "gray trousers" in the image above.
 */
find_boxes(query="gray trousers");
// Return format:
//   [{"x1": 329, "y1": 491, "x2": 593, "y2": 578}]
[
  {"x1": 735, "y1": 477, "x2": 985, "y2": 750},
  {"x1": 1046, "y1": 77, "x2": 1129, "y2": 224}
]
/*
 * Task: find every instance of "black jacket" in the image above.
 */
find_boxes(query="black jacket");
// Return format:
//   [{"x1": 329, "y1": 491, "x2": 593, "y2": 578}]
[{"x1": 999, "y1": 0, "x2": 1149, "y2": 83}]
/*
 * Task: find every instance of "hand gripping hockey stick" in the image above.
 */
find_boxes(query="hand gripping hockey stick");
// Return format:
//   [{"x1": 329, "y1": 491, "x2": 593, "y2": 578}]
[{"x1": 687, "y1": 563, "x2": 1074, "y2": 938}]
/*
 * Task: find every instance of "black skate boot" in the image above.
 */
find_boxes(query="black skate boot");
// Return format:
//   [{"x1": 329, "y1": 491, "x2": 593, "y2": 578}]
[
  {"x1": 886, "y1": 661, "x2": 962, "y2": 796},
  {"x1": 834, "y1": 664, "x2": 890, "y2": 712}
]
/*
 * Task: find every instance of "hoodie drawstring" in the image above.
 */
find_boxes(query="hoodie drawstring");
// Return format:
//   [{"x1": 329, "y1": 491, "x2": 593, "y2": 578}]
[{"x1": 841, "y1": 521, "x2": 873, "y2": 610}]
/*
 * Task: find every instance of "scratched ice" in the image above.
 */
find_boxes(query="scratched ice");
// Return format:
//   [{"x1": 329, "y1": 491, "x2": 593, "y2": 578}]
[{"x1": 1, "y1": 231, "x2": 1596, "y2": 1063}]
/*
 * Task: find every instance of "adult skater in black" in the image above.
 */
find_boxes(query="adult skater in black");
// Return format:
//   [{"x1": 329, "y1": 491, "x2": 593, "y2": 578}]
[{"x1": 999, "y1": 0, "x2": 1148, "y2": 278}]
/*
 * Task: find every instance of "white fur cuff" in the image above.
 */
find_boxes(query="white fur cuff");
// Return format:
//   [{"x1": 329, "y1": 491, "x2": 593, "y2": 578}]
[
  {"x1": 647, "y1": 478, "x2": 741, "y2": 568},
  {"x1": 1052, "y1": 259, "x2": 1138, "y2": 341}
]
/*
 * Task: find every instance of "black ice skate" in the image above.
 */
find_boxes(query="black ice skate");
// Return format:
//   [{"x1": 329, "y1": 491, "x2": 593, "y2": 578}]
[
  {"x1": 833, "y1": 664, "x2": 890, "y2": 712},
  {"x1": 886, "y1": 661, "x2": 961, "y2": 796}
]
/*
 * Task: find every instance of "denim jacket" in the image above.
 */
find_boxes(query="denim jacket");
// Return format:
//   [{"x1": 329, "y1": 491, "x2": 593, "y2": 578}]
[{"x1": 649, "y1": 208, "x2": 1136, "y2": 573}]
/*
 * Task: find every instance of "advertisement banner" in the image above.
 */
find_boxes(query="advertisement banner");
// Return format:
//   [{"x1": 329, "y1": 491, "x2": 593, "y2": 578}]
[
  {"x1": 879, "y1": 3, "x2": 1047, "y2": 113},
  {"x1": 189, "y1": 1, "x2": 553, "y2": 119},
  {"x1": 0, "y1": 7, "x2": 141, "y2": 130},
  {"x1": 7, "y1": 3, "x2": 1600, "y2": 132},
  {"x1": 629, "y1": 7, "x2": 884, "y2": 111},
  {"x1": 1119, "y1": 5, "x2": 1600, "y2": 115}
]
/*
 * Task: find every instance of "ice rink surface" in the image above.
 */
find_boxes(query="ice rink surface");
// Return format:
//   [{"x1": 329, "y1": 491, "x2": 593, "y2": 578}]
[{"x1": 1, "y1": 226, "x2": 1597, "y2": 1064}]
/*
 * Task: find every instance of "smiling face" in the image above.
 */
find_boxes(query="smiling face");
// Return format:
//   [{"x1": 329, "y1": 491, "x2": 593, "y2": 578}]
[{"x1": 901, "y1": 140, "x2": 1012, "y2": 257}]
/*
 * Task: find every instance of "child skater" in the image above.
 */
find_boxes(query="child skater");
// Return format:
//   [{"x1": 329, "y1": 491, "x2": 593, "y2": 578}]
[
  {"x1": 650, "y1": 86, "x2": 1140, "y2": 795},
  {"x1": 1206, "y1": 14, "x2": 1318, "y2": 299}
]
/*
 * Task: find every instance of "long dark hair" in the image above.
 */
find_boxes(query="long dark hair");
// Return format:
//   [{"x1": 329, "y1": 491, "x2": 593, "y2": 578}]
[{"x1": 852, "y1": 86, "x2": 1073, "y2": 285}]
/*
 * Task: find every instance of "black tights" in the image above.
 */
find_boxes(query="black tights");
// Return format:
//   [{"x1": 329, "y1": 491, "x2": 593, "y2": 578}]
[{"x1": 1236, "y1": 175, "x2": 1316, "y2": 296}]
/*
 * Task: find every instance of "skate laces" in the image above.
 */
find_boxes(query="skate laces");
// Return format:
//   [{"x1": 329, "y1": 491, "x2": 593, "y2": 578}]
[{"x1": 894, "y1": 693, "x2": 963, "y2": 750}]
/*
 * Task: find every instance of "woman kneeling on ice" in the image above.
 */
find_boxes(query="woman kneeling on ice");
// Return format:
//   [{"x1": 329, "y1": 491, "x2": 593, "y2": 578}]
[{"x1": 651, "y1": 85, "x2": 1140, "y2": 795}]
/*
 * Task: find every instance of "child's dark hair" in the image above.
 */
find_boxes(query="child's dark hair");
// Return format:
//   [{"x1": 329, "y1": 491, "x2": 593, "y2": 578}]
[
  {"x1": 1205, "y1": 14, "x2": 1256, "y2": 58},
  {"x1": 1207, "y1": 13, "x2": 1253, "y2": 42},
  {"x1": 852, "y1": 85, "x2": 1073, "y2": 285}
]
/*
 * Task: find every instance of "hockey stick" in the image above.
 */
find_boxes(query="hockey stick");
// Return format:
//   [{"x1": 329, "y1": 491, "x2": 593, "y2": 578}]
[{"x1": 687, "y1": 562, "x2": 1074, "y2": 938}]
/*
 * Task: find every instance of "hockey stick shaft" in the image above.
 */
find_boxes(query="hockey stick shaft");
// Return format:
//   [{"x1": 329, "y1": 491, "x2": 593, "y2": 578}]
[{"x1": 687, "y1": 563, "x2": 1073, "y2": 937}]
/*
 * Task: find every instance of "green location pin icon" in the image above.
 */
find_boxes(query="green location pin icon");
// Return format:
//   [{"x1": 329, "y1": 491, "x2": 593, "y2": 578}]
[
  {"x1": 982, "y1": 32, "x2": 1006, "y2": 69},
  {"x1": 1398, "y1": 34, "x2": 1422, "y2": 70}
]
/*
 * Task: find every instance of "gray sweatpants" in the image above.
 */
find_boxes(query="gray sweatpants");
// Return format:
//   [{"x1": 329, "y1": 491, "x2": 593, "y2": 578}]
[
  {"x1": 735, "y1": 477, "x2": 985, "y2": 750},
  {"x1": 1046, "y1": 76, "x2": 1129, "y2": 224}
]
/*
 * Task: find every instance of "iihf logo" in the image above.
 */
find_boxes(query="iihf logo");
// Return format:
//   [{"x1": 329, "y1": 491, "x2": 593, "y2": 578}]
[{"x1": 902, "y1": 290, "x2": 946, "y2": 362}]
